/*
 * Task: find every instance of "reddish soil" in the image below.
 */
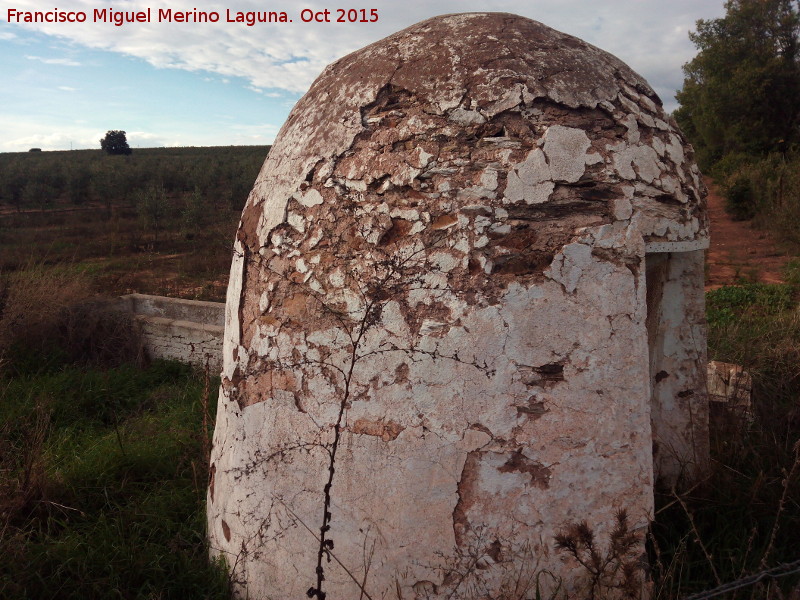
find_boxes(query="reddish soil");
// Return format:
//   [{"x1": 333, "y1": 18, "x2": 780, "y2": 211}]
[{"x1": 704, "y1": 179, "x2": 791, "y2": 290}]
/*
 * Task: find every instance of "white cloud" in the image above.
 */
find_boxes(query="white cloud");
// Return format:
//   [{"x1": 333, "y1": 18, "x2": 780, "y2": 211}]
[
  {"x1": 25, "y1": 54, "x2": 82, "y2": 66},
  {"x1": 57, "y1": 85, "x2": 77, "y2": 91},
  {"x1": 0, "y1": 118, "x2": 276, "y2": 151},
  {"x1": 5, "y1": 0, "x2": 725, "y2": 106},
  {"x1": 2, "y1": 0, "x2": 728, "y2": 151},
  {"x1": 246, "y1": 86, "x2": 285, "y2": 97},
  {"x1": 0, "y1": 116, "x2": 102, "y2": 150},
  {"x1": 132, "y1": 125, "x2": 280, "y2": 148},
  {"x1": 125, "y1": 131, "x2": 171, "y2": 147}
]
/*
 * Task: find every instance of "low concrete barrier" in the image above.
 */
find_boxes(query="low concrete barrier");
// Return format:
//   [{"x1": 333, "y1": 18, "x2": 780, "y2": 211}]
[{"x1": 119, "y1": 294, "x2": 224, "y2": 372}]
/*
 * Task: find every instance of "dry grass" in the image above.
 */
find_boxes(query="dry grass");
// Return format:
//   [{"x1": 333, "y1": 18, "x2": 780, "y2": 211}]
[
  {"x1": 0, "y1": 263, "x2": 91, "y2": 349},
  {"x1": 554, "y1": 511, "x2": 642, "y2": 600},
  {"x1": 0, "y1": 399, "x2": 50, "y2": 535},
  {"x1": 0, "y1": 262, "x2": 142, "y2": 375}
]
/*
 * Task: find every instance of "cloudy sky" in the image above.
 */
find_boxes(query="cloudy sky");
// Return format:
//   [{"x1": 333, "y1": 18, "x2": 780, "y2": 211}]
[{"x1": 0, "y1": 0, "x2": 725, "y2": 153}]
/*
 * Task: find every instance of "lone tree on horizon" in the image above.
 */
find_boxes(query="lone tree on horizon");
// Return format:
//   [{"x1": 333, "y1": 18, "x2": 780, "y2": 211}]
[{"x1": 100, "y1": 130, "x2": 132, "y2": 155}]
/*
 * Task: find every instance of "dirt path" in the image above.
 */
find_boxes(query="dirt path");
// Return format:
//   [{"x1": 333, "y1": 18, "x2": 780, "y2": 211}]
[{"x1": 704, "y1": 179, "x2": 791, "y2": 290}]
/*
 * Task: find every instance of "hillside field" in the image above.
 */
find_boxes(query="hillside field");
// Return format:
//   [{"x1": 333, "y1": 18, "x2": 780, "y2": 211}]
[{"x1": 0, "y1": 145, "x2": 269, "y2": 300}]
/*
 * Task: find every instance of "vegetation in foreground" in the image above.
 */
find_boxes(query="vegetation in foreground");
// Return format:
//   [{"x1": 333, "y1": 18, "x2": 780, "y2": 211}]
[
  {"x1": 660, "y1": 12, "x2": 800, "y2": 592},
  {"x1": 0, "y1": 361, "x2": 229, "y2": 600},
  {"x1": 0, "y1": 0, "x2": 797, "y2": 591},
  {"x1": 649, "y1": 280, "x2": 800, "y2": 599},
  {"x1": 0, "y1": 265, "x2": 229, "y2": 600}
]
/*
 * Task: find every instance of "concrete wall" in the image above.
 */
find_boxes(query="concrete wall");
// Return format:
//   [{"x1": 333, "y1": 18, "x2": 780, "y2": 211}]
[{"x1": 119, "y1": 293, "x2": 224, "y2": 372}]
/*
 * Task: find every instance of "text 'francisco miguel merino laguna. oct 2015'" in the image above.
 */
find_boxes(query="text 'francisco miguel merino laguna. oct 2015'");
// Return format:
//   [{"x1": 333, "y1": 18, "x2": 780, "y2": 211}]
[{"x1": 6, "y1": 7, "x2": 381, "y2": 26}]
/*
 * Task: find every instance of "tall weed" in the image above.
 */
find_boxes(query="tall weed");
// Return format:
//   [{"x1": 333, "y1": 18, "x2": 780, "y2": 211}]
[{"x1": 0, "y1": 263, "x2": 142, "y2": 375}]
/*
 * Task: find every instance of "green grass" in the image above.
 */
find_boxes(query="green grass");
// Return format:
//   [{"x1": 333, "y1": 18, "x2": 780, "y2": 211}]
[
  {"x1": 784, "y1": 258, "x2": 800, "y2": 287},
  {"x1": 0, "y1": 360, "x2": 230, "y2": 600},
  {"x1": 705, "y1": 282, "x2": 794, "y2": 328}
]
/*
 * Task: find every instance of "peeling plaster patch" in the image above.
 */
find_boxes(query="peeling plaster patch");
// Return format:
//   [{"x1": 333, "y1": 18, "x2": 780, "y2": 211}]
[
  {"x1": 516, "y1": 148, "x2": 550, "y2": 185},
  {"x1": 489, "y1": 223, "x2": 511, "y2": 235},
  {"x1": 652, "y1": 136, "x2": 666, "y2": 157},
  {"x1": 462, "y1": 427, "x2": 492, "y2": 451},
  {"x1": 429, "y1": 250, "x2": 460, "y2": 272},
  {"x1": 610, "y1": 143, "x2": 636, "y2": 180},
  {"x1": 586, "y1": 151, "x2": 604, "y2": 166},
  {"x1": 474, "y1": 216, "x2": 491, "y2": 232},
  {"x1": 449, "y1": 108, "x2": 486, "y2": 125},
  {"x1": 297, "y1": 188, "x2": 324, "y2": 207},
  {"x1": 485, "y1": 82, "x2": 526, "y2": 117},
  {"x1": 504, "y1": 174, "x2": 555, "y2": 205},
  {"x1": 622, "y1": 114, "x2": 640, "y2": 144},
  {"x1": 542, "y1": 125, "x2": 591, "y2": 183},
  {"x1": 666, "y1": 134, "x2": 685, "y2": 165},
  {"x1": 453, "y1": 237, "x2": 471, "y2": 254},
  {"x1": 498, "y1": 450, "x2": 552, "y2": 488},
  {"x1": 611, "y1": 197, "x2": 633, "y2": 221},
  {"x1": 632, "y1": 145, "x2": 661, "y2": 184},
  {"x1": 481, "y1": 168, "x2": 499, "y2": 191},
  {"x1": 458, "y1": 185, "x2": 496, "y2": 201},
  {"x1": 351, "y1": 418, "x2": 405, "y2": 441},
  {"x1": 346, "y1": 178, "x2": 368, "y2": 192},
  {"x1": 287, "y1": 212, "x2": 305, "y2": 233},
  {"x1": 546, "y1": 242, "x2": 593, "y2": 293},
  {"x1": 660, "y1": 175, "x2": 688, "y2": 203}
]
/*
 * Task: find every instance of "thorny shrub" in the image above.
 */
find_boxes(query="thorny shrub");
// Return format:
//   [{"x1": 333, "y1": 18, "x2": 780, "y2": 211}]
[{"x1": 555, "y1": 510, "x2": 643, "y2": 600}]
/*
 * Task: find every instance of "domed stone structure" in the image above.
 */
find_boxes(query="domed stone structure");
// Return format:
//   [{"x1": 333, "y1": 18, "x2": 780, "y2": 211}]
[{"x1": 208, "y1": 13, "x2": 708, "y2": 599}]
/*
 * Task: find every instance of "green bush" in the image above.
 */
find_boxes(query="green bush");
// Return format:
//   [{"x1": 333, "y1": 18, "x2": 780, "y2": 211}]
[
  {"x1": 723, "y1": 172, "x2": 756, "y2": 220},
  {"x1": 716, "y1": 151, "x2": 800, "y2": 249},
  {"x1": 705, "y1": 282, "x2": 794, "y2": 328},
  {"x1": 0, "y1": 264, "x2": 142, "y2": 375}
]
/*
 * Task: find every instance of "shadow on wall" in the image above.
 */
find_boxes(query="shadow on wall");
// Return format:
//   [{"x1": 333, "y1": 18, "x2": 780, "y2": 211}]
[{"x1": 117, "y1": 293, "x2": 224, "y2": 372}]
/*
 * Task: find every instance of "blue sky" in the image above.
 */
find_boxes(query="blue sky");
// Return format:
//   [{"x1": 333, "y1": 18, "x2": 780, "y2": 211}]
[{"x1": 1, "y1": 0, "x2": 726, "y2": 152}]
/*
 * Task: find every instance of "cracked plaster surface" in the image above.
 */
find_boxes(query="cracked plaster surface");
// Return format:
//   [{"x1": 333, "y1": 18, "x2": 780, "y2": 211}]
[{"x1": 208, "y1": 13, "x2": 708, "y2": 599}]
